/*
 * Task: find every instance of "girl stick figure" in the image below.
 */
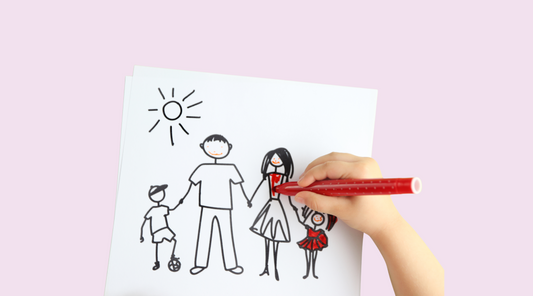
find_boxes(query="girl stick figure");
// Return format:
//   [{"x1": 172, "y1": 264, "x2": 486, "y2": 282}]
[
  {"x1": 292, "y1": 205, "x2": 337, "y2": 279},
  {"x1": 249, "y1": 148, "x2": 294, "y2": 281}
]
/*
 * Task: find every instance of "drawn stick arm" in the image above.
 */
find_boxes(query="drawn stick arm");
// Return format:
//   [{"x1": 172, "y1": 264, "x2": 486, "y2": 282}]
[
  {"x1": 140, "y1": 218, "x2": 148, "y2": 242},
  {"x1": 237, "y1": 183, "x2": 251, "y2": 205},
  {"x1": 248, "y1": 179, "x2": 265, "y2": 205},
  {"x1": 290, "y1": 198, "x2": 309, "y2": 225},
  {"x1": 288, "y1": 195, "x2": 298, "y2": 213},
  {"x1": 171, "y1": 182, "x2": 194, "y2": 210}
]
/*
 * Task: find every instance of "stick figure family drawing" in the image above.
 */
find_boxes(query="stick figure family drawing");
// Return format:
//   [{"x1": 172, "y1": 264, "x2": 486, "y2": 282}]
[{"x1": 140, "y1": 134, "x2": 337, "y2": 280}]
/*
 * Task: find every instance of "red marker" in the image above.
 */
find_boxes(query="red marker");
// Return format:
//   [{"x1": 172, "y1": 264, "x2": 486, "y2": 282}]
[{"x1": 274, "y1": 178, "x2": 422, "y2": 197}]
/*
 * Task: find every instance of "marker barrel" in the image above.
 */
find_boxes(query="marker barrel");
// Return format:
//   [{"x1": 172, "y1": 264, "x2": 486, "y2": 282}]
[{"x1": 274, "y1": 178, "x2": 422, "y2": 197}]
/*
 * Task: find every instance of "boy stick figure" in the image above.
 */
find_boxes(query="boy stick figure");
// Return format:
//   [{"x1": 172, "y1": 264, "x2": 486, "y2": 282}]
[
  {"x1": 140, "y1": 184, "x2": 181, "y2": 272},
  {"x1": 292, "y1": 205, "x2": 337, "y2": 279},
  {"x1": 177, "y1": 134, "x2": 250, "y2": 275}
]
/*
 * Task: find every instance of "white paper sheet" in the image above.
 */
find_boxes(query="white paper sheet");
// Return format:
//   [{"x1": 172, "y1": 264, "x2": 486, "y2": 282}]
[{"x1": 106, "y1": 66, "x2": 377, "y2": 296}]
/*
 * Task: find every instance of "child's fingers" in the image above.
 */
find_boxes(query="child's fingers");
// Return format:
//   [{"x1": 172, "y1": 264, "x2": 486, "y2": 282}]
[
  {"x1": 295, "y1": 191, "x2": 351, "y2": 216},
  {"x1": 298, "y1": 161, "x2": 356, "y2": 186},
  {"x1": 298, "y1": 158, "x2": 381, "y2": 187},
  {"x1": 302, "y1": 152, "x2": 364, "y2": 174}
]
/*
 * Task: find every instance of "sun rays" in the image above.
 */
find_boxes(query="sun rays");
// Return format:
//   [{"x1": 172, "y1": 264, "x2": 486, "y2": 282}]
[{"x1": 148, "y1": 88, "x2": 202, "y2": 146}]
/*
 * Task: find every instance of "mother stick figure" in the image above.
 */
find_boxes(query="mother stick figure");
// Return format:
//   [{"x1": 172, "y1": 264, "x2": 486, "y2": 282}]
[{"x1": 249, "y1": 147, "x2": 294, "y2": 281}]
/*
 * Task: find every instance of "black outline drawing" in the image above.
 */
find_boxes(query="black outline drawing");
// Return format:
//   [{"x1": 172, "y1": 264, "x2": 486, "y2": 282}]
[
  {"x1": 291, "y1": 205, "x2": 338, "y2": 279},
  {"x1": 248, "y1": 148, "x2": 294, "y2": 281},
  {"x1": 148, "y1": 88, "x2": 203, "y2": 146},
  {"x1": 140, "y1": 184, "x2": 181, "y2": 272},
  {"x1": 175, "y1": 134, "x2": 250, "y2": 275}
]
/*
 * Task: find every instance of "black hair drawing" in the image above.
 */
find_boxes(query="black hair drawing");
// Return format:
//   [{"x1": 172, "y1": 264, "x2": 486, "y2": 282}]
[
  {"x1": 248, "y1": 147, "x2": 294, "y2": 281},
  {"x1": 203, "y1": 134, "x2": 229, "y2": 144},
  {"x1": 148, "y1": 88, "x2": 202, "y2": 146},
  {"x1": 259, "y1": 148, "x2": 294, "y2": 180}
]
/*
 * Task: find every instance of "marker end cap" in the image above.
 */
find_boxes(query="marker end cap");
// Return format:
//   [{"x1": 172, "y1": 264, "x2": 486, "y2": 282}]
[{"x1": 411, "y1": 177, "x2": 422, "y2": 194}]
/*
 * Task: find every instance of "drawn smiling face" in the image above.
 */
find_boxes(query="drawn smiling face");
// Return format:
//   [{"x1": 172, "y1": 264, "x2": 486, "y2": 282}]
[
  {"x1": 312, "y1": 213, "x2": 325, "y2": 226},
  {"x1": 271, "y1": 153, "x2": 283, "y2": 167},
  {"x1": 202, "y1": 140, "x2": 231, "y2": 159}
]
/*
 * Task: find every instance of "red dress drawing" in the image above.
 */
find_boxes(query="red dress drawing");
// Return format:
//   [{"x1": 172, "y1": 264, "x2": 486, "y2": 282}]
[{"x1": 297, "y1": 226, "x2": 328, "y2": 251}]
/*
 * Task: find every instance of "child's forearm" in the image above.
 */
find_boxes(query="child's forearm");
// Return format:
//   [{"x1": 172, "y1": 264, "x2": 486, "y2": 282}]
[{"x1": 369, "y1": 211, "x2": 444, "y2": 296}]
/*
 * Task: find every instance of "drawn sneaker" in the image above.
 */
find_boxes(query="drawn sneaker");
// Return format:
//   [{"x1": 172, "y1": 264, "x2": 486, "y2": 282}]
[
  {"x1": 153, "y1": 261, "x2": 160, "y2": 271},
  {"x1": 190, "y1": 266, "x2": 206, "y2": 275},
  {"x1": 227, "y1": 266, "x2": 244, "y2": 275}
]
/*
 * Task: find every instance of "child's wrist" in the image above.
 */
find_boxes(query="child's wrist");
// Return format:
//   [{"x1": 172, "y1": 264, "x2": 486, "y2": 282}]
[{"x1": 366, "y1": 209, "x2": 403, "y2": 240}]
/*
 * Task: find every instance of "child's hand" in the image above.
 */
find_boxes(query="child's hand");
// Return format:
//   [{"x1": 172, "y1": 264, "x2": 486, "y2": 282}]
[
  {"x1": 295, "y1": 152, "x2": 400, "y2": 237},
  {"x1": 296, "y1": 153, "x2": 444, "y2": 295}
]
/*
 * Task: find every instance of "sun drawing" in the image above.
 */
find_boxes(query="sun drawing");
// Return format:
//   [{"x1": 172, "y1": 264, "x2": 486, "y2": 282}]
[{"x1": 148, "y1": 88, "x2": 202, "y2": 146}]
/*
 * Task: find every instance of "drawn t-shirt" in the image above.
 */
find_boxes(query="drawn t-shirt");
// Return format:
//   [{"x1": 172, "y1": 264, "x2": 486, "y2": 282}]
[
  {"x1": 189, "y1": 163, "x2": 244, "y2": 210},
  {"x1": 145, "y1": 206, "x2": 169, "y2": 233}
]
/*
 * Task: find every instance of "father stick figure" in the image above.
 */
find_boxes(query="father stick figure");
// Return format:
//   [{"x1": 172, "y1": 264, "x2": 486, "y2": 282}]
[{"x1": 177, "y1": 134, "x2": 250, "y2": 275}]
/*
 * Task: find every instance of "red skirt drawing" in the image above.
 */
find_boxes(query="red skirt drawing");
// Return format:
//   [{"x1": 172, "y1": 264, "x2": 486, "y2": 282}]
[{"x1": 297, "y1": 227, "x2": 328, "y2": 251}]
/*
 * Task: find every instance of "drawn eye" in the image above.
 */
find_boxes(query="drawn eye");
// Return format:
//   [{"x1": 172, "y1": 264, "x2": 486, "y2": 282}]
[{"x1": 148, "y1": 88, "x2": 203, "y2": 146}]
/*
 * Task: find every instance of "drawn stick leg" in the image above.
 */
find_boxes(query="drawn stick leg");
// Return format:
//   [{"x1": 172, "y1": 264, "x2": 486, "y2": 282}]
[
  {"x1": 303, "y1": 249, "x2": 311, "y2": 279},
  {"x1": 312, "y1": 251, "x2": 319, "y2": 279},
  {"x1": 170, "y1": 238, "x2": 177, "y2": 257},
  {"x1": 273, "y1": 241, "x2": 280, "y2": 281},
  {"x1": 191, "y1": 208, "x2": 211, "y2": 274},
  {"x1": 260, "y1": 239, "x2": 270, "y2": 276},
  {"x1": 153, "y1": 243, "x2": 160, "y2": 270},
  {"x1": 219, "y1": 210, "x2": 240, "y2": 272},
  {"x1": 168, "y1": 238, "x2": 181, "y2": 273}
]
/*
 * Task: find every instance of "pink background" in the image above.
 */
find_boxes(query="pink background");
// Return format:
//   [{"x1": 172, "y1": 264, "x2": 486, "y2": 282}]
[{"x1": 1, "y1": 1, "x2": 531, "y2": 295}]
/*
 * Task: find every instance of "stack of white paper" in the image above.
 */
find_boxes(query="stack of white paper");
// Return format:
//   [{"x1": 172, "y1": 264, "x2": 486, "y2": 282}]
[{"x1": 106, "y1": 66, "x2": 377, "y2": 296}]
